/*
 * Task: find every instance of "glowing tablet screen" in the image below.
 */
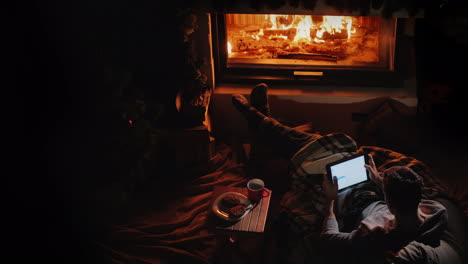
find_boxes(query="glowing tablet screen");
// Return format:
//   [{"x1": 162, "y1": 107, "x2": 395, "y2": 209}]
[{"x1": 328, "y1": 154, "x2": 369, "y2": 190}]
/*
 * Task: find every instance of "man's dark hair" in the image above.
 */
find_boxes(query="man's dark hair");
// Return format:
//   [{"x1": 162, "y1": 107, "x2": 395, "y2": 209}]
[{"x1": 382, "y1": 166, "x2": 424, "y2": 214}]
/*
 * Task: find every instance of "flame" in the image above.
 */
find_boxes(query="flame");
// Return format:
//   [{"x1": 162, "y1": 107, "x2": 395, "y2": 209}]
[
  {"x1": 227, "y1": 41, "x2": 232, "y2": 54},
  {"x1": 227, "y1": 14, "x2": 359, "y2": 59},
  {"x1": 225, "y1": 14, "x2": 384, "y2": 64},
  {"x1": 267, "y1": 14, "x2": 291, "y2": 30},
  {"x1": 321, "y1": 16, "x2": 345, "y2": 34},
  {"x1": 293, "y1": 16, "x2": 313, "y2": 42},
  {"x1": 346, "y1": 19, "x2": 356, "y2": 39},
  {"x1": 262, "y1": 15, "x2": 355, "y2": 44}
]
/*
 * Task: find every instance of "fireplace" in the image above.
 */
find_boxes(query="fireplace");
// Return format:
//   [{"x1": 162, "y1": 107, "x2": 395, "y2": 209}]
[
  {"x1": 212, "y1": 13, "x2": 408, "y2": 87},
  {"x1": 225, "y1": 14, "x2": 395, "y2": 68}
]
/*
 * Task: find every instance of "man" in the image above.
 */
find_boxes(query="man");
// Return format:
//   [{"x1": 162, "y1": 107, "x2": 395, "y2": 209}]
[
  {"x1": 231, "y1": 83, "x2": 460, "y2": 264},
  {"x1": 322, "y1": 160, "x2": 448, "y2": 263}
]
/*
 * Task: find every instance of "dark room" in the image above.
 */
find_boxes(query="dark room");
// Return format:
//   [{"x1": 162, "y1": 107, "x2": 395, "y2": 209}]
[{"x1": 15, "y1": 0, "x2": 468, "y2": 263}]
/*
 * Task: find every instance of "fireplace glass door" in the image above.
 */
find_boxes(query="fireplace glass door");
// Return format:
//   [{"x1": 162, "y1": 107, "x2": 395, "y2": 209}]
[{"x1": 224, "y1": 14, "x2": 397, "y2": 71}]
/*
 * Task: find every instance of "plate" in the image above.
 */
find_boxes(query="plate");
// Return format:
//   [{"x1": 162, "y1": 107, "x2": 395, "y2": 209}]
[{"x1": 212, "y1": 192, "x2": 253, "y2": 221}]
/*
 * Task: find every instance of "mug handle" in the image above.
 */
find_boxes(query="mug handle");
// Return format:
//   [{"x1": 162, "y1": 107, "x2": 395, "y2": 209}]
[{"x1": 262, "y1": 188, "x2": 271, "y2": 197}]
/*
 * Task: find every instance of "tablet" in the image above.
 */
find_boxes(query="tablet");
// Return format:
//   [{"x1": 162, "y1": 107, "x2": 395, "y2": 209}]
[{"x1": 326, "y1": 153, "x2": 369, "y2": 191}]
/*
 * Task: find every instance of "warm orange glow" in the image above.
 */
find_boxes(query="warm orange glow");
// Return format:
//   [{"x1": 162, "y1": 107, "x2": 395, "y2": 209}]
[
  {"x1": 293, "y1": 15, "x2": 313, "y2": 42},
  {"x1": 225, "y1": 14, "x2": 382, "y2": 65},
  {"x1": 227, "y1": 41, "x2": 232, "y2": 54},
  {"x1": 269, "y1": 35, "x2": 288, "y2": 40},
  {"x1": 247, "y1": 15, "x2": 356, "y2": 44},
  {"x1": 321, "y1": 16, "x2": 353, "y2": 38}
]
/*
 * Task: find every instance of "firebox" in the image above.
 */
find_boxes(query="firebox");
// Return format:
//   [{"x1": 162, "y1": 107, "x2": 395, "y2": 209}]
[{"x1": 212, "y1": 13, "x2": 407, "y2": 87}]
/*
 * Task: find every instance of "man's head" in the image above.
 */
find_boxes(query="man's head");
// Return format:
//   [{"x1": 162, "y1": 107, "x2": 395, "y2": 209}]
[{"x1": 381, "y1": 166, "x2": 424, "y2": 216}]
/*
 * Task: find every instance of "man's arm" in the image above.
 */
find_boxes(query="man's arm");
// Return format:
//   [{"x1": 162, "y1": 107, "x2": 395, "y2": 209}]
[
  {"x1": 321, "y1": 199, "x2": 362, "y2": 244},
  {"x1": 321, "y1": 175, "x2": 364, "y2": 245}
]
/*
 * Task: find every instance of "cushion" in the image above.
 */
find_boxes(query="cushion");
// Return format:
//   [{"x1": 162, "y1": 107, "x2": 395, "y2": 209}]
[{"x1": 358, "y1": 99, "x2": 422, "y2": 155}]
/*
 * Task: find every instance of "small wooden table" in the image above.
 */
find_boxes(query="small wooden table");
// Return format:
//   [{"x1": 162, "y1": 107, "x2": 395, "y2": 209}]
[
  {"x1": 209, "y1": 185, "x2": 273, "y2": 263},
  {"x1": 209, "y1": 185, "x2": 272, "y2": 233}
]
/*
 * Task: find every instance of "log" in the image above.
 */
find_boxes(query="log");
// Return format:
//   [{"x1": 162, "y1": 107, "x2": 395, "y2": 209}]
[
  {"x1": 263, "y1": 29, "x2": 296, "y2": 38},
  {"x1": 314, "y1": 29, "x2": 349, "y2": 40}
]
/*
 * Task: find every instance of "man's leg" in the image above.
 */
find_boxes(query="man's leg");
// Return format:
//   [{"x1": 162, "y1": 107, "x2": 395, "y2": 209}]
[
  {"x1": 232, "y1": 85, "x2": 318, "y2": 160},
  {"x1": 256, "y1": 114, "x2": 319, "y2": 159}
]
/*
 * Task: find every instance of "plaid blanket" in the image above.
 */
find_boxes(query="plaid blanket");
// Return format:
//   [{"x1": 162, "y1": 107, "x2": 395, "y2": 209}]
[{"x1": 274, "y1": 133, "x2": 450, "y2": 264}]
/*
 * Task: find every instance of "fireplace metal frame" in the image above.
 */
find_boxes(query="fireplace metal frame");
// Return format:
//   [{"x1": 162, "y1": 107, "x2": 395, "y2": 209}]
[{"x1": 211, "y1": 14, "x2": 410, "y2": 87}]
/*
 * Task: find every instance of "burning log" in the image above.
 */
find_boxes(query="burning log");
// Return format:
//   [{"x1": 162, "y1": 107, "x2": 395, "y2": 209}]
[
  {"x1": 319, "y1": 30, "x2": 349, "y2": 40},
  {"x1": 277, "y1": 52, "x2": 338, "y2": 62},
  {"x1": 263, "y1": 28, "x2": 297, "y2": 38}
]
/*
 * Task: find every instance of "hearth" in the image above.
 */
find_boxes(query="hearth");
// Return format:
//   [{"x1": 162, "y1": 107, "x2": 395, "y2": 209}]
[{"x1": 212, "y1": 13, "x2": 409, "y2": 87}]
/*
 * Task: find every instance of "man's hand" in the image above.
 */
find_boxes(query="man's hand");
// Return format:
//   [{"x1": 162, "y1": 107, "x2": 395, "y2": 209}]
[
  {"x1": 364, "y1": 154, "x2": 383, "y2": 189},
  {"x1": 322, "y1": 174, "x2": 338, "y2": 202},
  {"x1": 322, "y1": 174, "x2": 338, "y2": 217}
]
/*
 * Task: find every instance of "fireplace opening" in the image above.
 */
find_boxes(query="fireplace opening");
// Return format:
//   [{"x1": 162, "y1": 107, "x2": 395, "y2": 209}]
[
  {"x1": 226, "y1": 14, "x2": 395, "y2": 69},
  {"x1": 212, "y1": 13, "x2": 407, "y2": 87}
]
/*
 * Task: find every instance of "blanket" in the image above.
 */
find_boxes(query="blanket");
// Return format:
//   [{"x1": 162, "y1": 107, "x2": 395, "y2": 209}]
[
  {"x1": 94, "y1": 133, "x2": 455, "y2": 264},
  {"x1": 95, "y1": 145, "x2": 248, "y2": 264},
  {"x1": 274, "y1": 133, "x2": 451, "y2": 264}
]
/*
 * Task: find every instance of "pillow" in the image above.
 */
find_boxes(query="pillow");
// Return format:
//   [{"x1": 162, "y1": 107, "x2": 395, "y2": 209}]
[{"x1": 358, "y1": 99, "x2": 421, "y2": 155}]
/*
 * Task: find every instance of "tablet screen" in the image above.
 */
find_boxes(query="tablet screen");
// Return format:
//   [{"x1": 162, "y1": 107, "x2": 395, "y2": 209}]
[{"x1": 328, "y1": 154, "x2": 368, "y2": 190}]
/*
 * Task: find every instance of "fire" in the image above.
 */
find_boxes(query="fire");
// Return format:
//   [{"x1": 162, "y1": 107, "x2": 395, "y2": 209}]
[
  {"x1": 266, "y1": 14, "x2": 292, "y2": 30},
  {"x1": 260, "y1": 14, "x2": 356, "y2": 43},
  {"x1": 227, "y1": 41, "x2": 232, "y2": 54},
  {"x1": 226, "y1": 13, "x2": 382, "y2": 64},
  {"x1": 320, "y1": 16, "x2": 349, "y2": 35},
  {"x1": 293, "y1": 15, "x2": 313, "y2": 42},
  {"x1": 269, "y1": 35, "x2": 288, "y2": 40}
]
